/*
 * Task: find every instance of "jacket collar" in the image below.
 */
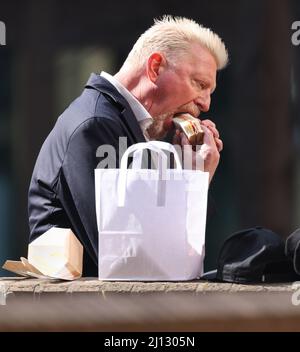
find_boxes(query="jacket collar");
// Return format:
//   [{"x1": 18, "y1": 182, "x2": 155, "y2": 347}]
[{"x1": 85, "y1": 73, "x2": 146, "y2": 143}]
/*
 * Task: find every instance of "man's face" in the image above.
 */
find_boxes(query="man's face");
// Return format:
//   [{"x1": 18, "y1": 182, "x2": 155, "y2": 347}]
[{"x1": 147, "y1": 43, "x2": 217, "y2": 139}]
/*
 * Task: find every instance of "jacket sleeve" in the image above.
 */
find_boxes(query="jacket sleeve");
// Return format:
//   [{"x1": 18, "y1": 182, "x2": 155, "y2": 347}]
[{"x1": 57, "y1": 116, "x2": 125, "y2": 273}]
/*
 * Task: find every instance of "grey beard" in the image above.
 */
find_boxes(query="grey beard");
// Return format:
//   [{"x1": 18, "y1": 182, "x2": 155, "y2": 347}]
[
  {"x1": 145, "y1": 121, "x2": 166, "y2": 140},
  {"x1": 145, "y1": 112, "x2": 174, "y2": 140}
]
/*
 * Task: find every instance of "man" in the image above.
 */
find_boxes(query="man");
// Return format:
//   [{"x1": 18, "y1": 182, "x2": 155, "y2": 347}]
[{"x1": 28, "y1": 16, "x2": 228, "y2": 276}]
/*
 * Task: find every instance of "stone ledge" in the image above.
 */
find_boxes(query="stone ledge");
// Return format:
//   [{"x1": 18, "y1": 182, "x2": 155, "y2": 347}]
[
  {"x1": 1, "y1": 278, "x2": 300, "y2": 331},
  {"x1": 0, "y1": 277, "x2": 298, "y2": 296}
]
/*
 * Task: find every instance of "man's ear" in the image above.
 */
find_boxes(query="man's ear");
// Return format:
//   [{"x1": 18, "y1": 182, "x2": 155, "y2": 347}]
[{"x1": 147, "y1": 52, "x2": 165, "y2": 83}]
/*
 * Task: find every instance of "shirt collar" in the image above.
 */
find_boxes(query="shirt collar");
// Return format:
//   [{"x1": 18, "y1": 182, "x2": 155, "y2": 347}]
[{"x1": 100, "y1": 71, "x2": 152, "y2": 123}]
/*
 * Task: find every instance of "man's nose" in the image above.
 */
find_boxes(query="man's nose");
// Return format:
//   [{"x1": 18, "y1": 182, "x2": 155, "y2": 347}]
[{"x1": 194, "y1": 93, "x2": 211, "y2": 112}]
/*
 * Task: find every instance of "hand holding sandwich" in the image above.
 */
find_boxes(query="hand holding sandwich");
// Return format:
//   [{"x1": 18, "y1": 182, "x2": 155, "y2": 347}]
[{"x1": 173, "y1": 117, "x2": 222, "y2": 182}]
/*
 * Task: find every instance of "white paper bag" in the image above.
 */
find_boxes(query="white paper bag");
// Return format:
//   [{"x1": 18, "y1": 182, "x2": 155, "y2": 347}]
[{"x1": 95, "y1": 141, "x2": 209, "y2": 281}]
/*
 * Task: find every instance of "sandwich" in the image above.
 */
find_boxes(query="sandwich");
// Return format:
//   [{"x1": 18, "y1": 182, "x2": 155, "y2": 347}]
[{"x1": 173, "y1": 113, "x2": 204, "y2": 145}]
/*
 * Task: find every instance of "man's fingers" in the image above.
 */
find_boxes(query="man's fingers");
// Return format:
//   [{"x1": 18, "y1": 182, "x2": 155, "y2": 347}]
[
  {"x1": 215, "y1": 138, "x2": 223, "y2": 152},
  {"x1": 201, "y1": 120, "x2": 219, "y2": 139},
  {"x1": 201, "y1": 124, "x2": 216, "y2": 145},
  {"x1": 201, "y1": 125, "x2": 223, "y2": 153},
  {"x1": 172, "y1": 129, "x2": 182, "y2": 145},
  {"x1": 201, "y1": 119, "x2": 222, "y2": 151},
  {"x1": 201, "y1": 119, "x2": 216, "y2": 129},
  {"x1": 174, "y1": 125, "x2": 222, "y2": 152}
]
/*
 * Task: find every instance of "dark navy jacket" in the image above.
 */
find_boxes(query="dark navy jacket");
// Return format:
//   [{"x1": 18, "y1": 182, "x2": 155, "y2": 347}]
[{"x1": 28, "y1": 74, "x2": 146, "y2": 276}]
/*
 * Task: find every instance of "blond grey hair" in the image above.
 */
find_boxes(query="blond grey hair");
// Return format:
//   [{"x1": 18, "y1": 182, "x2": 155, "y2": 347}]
[{"x1": 124, "y1": 15, "x2": 228, "y2": 70}]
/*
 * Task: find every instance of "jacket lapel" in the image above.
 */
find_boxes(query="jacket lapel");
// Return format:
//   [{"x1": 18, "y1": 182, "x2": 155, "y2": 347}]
[{"x1": 85, "y1": 73, "x2": 146, "y2": 144}]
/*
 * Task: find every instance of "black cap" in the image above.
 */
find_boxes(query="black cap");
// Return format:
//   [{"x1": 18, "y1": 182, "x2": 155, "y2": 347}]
[
  {"x1": 285, "y1": 228, "x2": 300, "y2": 275},
  {"x1": 201, "y1": 226, "x2": 299, "y2": 283}
]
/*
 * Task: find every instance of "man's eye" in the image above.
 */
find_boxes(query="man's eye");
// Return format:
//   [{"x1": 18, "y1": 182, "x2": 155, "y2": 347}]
[
  {"x1": 192, "y1": 79, "x2": 203, "y2": 89},
  {"x1": 198, "y1": 81, "x2": 205, "y2": 89}
]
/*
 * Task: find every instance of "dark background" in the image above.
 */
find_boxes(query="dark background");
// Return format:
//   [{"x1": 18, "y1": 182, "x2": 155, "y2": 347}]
[{"x1": 0, "y1": 0, "x2": 299, "y2": 275}]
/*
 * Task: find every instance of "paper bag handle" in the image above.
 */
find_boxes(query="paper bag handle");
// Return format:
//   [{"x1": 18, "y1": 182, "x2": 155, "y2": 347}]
[
  {"x1": 118, "y1": 142, "x2": 182, "y2": 207},
  {"x1": 132, "y1": 141, "x2": 182, "y2": 171}
]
